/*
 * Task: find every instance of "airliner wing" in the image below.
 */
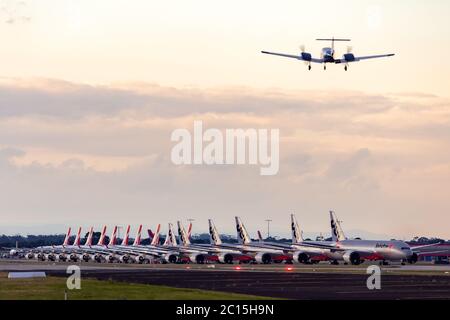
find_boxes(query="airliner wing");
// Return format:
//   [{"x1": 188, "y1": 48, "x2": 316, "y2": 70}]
[
  {"x1": 410, "y1": 243, "x2": 442, "y2": 251},
  {"x1": 261, "y1": 51, "x2": 324, "y2": 63},
  {"x1": 417, "y1": 250, "x2": 450, "y2": 256}
]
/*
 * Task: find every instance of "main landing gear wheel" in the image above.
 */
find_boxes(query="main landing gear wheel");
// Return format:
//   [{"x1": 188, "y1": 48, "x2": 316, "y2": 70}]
[
  {"x1": 308, "y1": 65, "x2": 311, "y2": 71},
  {"x1": 345, "y1": 65, "x2": 348, "y2": 71},
  {"x1": 324, "y1": 65, "x2": 327, "y2": 70}
]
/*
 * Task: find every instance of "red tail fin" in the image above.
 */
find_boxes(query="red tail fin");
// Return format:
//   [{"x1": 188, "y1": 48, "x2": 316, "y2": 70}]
[
  {"x1": 97, "y1": 226, "x2": 107, "y2": 246},
  {"x1": 73, "y1": 227, "x2": 82, "y2": 246},
  {"x1": 133, "y1": 225, "x2": 142, "y2": 246},
  {"x1": 187, "y1": 223, "x2": 192, "y2": 239},
  {"x1": 108, "y1": 226, "x2": 118, "y2": 246},
  {"x1": 121, "y1": 225, "x2": 131, "y2": 246},
  {"x1": 150, "y1": 224, "x2": 161, "y2": 246},
  {"x1": 85, "y1": 227, "x2": 94, "y2": 246},
  {"x1": 63, "y1": 227, "x2": 72, "y2": 247}
]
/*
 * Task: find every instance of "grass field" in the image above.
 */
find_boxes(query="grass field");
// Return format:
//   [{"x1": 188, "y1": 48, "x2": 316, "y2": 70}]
[{"x1": 0, "y1": 273, "x2": 268, "y2": 300}]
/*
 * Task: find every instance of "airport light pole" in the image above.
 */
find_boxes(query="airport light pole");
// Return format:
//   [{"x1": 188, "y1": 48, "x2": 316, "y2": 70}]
[{"x1": 265, "y1": 219, "x2": 272, "y2": 239}]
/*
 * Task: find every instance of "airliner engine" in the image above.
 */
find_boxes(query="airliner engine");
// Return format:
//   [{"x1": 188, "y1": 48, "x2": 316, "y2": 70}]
[
  {"x1": 293, "y1": 251, "x2": 311, "y2": 264},
  {"x1": 133, "y1": 255, "x2": 146, "y2": 264},
  {"x1": 254, "y1": 252, "x2": 272, "y2": 264},
  {"x1": 189, "y1": 253, "x2": 211, "y2": 264},
  {"x1": 342, "y1": 250, "x2": 362, "y2": 265},
  {"x1": 163, "y1": 252, "x2": 178, "y2": 264},
  {"x1": 217, "y1": 253, "x2": 235, "y2": 264},
  {"x1": 81, "y1": 253, "x2": 91, "y2": 262},
  {"x1": 69, "y1": 253, "x2": 79, "y2": 262}
]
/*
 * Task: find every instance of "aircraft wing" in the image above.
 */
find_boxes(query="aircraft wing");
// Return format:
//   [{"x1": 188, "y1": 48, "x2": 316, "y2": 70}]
[
  {"x1": 410, "y1": 243, "x2": 442, "y2": 251},
  {"x1": 261, "y1": 51, "x2": 324, "y2": 63},
  {"x1": 355, "y1": 53, "x2": 395, "y2": 61},
  {"x1": 417, "y1": 250, "x2": 450, "y2": 256},
  {"x1": 344, "y1": 53, "x2": 395, "y2": 63}
]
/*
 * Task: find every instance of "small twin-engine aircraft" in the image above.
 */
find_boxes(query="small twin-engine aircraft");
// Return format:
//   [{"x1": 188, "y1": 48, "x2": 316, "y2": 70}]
[{"x1": 262, "y1": 37, "x2": 394, "y2": 71}]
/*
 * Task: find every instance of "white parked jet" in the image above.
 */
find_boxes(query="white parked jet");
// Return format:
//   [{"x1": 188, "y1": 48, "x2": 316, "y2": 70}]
[
  {"x1": 262, "y1": 37, "x2": 394, "y2": 71},
  {"x1": 307, "y1": 211, "x2": 440, "y2": 265}
]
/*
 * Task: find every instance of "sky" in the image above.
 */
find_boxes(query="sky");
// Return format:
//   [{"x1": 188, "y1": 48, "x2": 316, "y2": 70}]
[{"x1": 0, "y1": 0, "x2": 449, "y2": 239}]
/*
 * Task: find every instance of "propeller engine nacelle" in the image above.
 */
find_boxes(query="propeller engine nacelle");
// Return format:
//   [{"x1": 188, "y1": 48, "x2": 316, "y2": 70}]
[
  {"x1": 163, "y1": 252, "x2": 178, "y2": 264},
  {"x1": 254, "y1": 252, "x2": 272, "y2": 264},
  {"x1": 293, "y1": 251, "x2": 311, "y2": 264},
  {"x1": 343, "y1": 53, "x2": 356, "y2": 62},
  {"x1": 106, "y1": 255, "x2": 116, "y2": 263},
  {"x1": 301, "y1": 52, "x2": 312, "y2": 61},
  {"x1": 342, "y1": 250, "x2": 362, "y2": 265},
  {"x1": 9, "y1": 249, "x2": 18, "y2": 256}
]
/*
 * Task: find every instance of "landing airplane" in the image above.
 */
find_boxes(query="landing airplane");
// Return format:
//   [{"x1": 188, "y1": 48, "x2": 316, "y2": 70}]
[{"x1": 262, "y1": 37, "x2": 394, "y2": 71}]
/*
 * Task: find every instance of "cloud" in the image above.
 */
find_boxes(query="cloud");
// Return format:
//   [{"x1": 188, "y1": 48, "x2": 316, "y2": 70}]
[{"x1": 0, "y1": 78, "x2": 449, "y2": 239}]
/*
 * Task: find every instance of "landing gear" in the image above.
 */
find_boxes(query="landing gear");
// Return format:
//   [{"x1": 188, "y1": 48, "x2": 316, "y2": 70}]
[
  {"x1": 324, "y1": 65, "x2": 327, "y2": 70},
  {"x1": 380, "y1": 260, "x2": 389, "y2": 266},
  {"x1": 344, "y1": 65, "x2": 348, "y2": 71},
  {"x1": 308, "y1": 64, "x2": 311, "y2": 71},
  {"x1": 330, "y1": 260, "x2": 339, "y2": 265}
]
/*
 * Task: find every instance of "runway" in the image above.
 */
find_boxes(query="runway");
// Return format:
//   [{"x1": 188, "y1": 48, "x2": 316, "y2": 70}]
[
  {"x1": 2, "y1": 260, "x2": 449, "y2": 300},
  {"x1": 44, "y1": 268, "x2": 450, "y2": 300}
]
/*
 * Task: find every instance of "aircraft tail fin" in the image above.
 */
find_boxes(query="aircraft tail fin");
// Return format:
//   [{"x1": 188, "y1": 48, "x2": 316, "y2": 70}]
[
  {"x1": 85, "y1": 227, "x2": 94, "y2": 246},
  {"x1": 97, "y1": 225, "x2": 107, "y2": 246},
  {"x1": 163, "y1": 223, "x2": 177, "y2": 246},
  {"x1": 132, "y1": 225, "x2": 143, "y2": 246},
  {"x1": 330, "y1": 211, "x2": 346, "y2": 242},
  {"x1": 291, "y1": 214, "x2": 304, "y2": 244},
  {"x1": 177, "y1": 221, "x2": 191, "y2": 246},
  {"x1": 73, "y1": 227, "x2": 82, "y2": 247},
  {"x1": 187, "y1": 222, "x2": 192, "y2": 240},
  {"x1": 208, "y1": 219, "x2": 222, "y2": 245},
  {"x1": 150, "y1": 224, "x2": 161, "y2": 246},
  {"x1": 121, "y1": 225, "x2": 131, "y2": 246},
  {"x1": 108, "y1": 226, "x2": 118, "y2": 246},
  {"x1": 235, "y1": 216, "x2": 251, "y2": 244},
  {"x1": 257, "y1": 230, "x2": 263, "y2": 242},
  {"x1": 316, "y1": 37, "x2": 351, "y2": 50},
  {"x1": 62, "y1": 227, "x2": 72, "y2": 247}
]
